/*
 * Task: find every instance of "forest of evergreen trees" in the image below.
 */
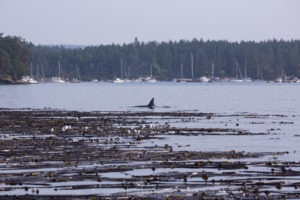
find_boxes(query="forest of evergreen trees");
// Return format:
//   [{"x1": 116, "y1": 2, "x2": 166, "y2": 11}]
[
  {"x1": 0, "y1": 34, "x2": 31, "y2": 81},
  {"x1": 30, "y1": 38, "x2": 300, "y2": 81},
  {"x1": 1, "y1": 34, "x2": 300, "y2": 81}
]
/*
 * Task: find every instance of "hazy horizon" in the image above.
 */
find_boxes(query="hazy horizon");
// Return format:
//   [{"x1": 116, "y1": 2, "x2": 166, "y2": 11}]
[
  {"x1": 30, "y1": 38, "x2": 300, "y2": 47},
  {"x1": 1, "y1": 0, "x2": 300, "y2": 45}
]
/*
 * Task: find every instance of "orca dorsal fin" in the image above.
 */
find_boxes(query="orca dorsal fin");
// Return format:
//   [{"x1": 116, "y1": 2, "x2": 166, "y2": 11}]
[{"x1": 147, "y1": 98, "x2": 155, "y2": 108}]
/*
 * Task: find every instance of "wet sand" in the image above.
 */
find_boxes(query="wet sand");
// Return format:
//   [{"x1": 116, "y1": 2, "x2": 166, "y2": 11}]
[{"x1": 0, "y1": 109, "x2": 299, "y2": 199}]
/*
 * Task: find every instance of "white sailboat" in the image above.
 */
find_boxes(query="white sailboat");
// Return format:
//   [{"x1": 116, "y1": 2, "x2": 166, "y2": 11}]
[
  {"x1": 39, "y1": 64, "x2": 46, "y2": 83},
  {"x1": 26, "y1": 62, "x2": 37, "y2": 84},
  {"x1": 275, "y1": 77, "x2": 283, "y2": 83},
  {"x1": 113, "y1": 78, "x2": 125, "y2": 83},
  {"x1": 144, "y1": 77, "x2": 156, "y2": 83},
  {"x1": 113, "y1": 59, "x2": 129, "y2": 83},
  {"x1": 144, "y1": 64, "x2": 157, "y2": 82},
  {"x1": 51, "y1": 61, "x2": 65, "y2": 83},
  {"x1": 256, "y1": 64, "x2": 264, "y2": 81},
  {"x1": 175, "y1": 62, "x2": 191, "y2": 82},
  {"x1": 91, "y1": 79, "x2": 98, "y2": 82},
  {"x1": 183, "y1": 52, "x2": 200, "y2": 82},
  {"x1": 71, "y1": 66, "x2": 81, "y2": 83},
  {"x1": 230, "y1": 61, "x2": 243, "y2": 82},
  {"x1": 243, "y1": 61, "x2": 252, "y2": 82},
  {"x1": 208, "y1": 62, "x2": 220, "y2": 82},
  {"x1": 200, "y1": 76, "x2": 210, "y2": 82}
]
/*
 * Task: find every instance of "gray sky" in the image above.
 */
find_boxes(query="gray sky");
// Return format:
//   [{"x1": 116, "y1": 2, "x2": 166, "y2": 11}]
[{"x1": 0, "y1": 0, "x2": 299, "y2": 45}]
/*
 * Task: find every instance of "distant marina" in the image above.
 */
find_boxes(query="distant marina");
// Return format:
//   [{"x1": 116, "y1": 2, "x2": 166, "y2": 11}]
[
  {"x1": 15, "y1": 74, "x2": 300, "y2": 84},
  {"x1": 12, "y1": 57, "x2": 300, "y2": 85},
  {"x1": 13, "y1": 60, "x2": 300, "y2": 85}
]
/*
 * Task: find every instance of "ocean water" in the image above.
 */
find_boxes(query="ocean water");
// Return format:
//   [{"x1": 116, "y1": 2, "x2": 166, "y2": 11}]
[{"x1": 0, "y1": 81, "x2": 299, "y2": 115}]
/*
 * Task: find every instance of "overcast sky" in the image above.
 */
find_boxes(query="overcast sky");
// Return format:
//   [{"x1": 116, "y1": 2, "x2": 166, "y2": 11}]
[{"x1": 0, "y1": 0, "x2": 299, "y2": 45}]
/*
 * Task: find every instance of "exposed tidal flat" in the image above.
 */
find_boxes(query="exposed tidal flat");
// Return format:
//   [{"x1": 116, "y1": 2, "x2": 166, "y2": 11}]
[{"x1": 0, "y1": 82, "x2": 300, "y2": 199}]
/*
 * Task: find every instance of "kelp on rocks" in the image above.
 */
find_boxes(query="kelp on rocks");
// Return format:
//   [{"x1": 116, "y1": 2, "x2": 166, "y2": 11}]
[{"x1": 0, "y1": 109, "x2": 299, "y2": 199}]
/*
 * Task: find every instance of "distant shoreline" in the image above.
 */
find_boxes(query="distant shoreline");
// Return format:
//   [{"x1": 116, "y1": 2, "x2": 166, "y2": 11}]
[{"x1": 0, "y1": 79, "x2": 30, "y2": 85}]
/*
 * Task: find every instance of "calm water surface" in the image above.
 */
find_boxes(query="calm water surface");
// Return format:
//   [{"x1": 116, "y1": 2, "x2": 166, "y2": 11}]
[{"x1": 0, "y1": 82, "x2": 299, "y2": 114}]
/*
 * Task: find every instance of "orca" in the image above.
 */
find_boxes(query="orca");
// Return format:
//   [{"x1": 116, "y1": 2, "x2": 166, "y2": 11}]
[{"x1": 135, "y1": 98, "x2": 155, "y2": 109}]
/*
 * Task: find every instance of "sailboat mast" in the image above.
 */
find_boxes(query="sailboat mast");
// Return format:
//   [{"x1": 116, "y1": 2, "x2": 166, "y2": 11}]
[
  {"x1": 120, "y1": 59, "x2": 123, "y2": 79},
  {"x1": 238, "y1": 62, "x2": 243, "y2": 79},
  {"x1": 257, "y1": 64, "x2": 259, "y2": 79},
  {"x1": 30, "y1": 62, "x2": 33, "y2": 78},
  {"x1": 42, "y1": 65, "x2": 45, "y2": 80},
  {"x1": 191, "y1": 53, "x2": 194, "y2": 78},
  {"x1": 58, "y1": 61, "x2": 61, "y2": 78},
  {"x1": 211, "y1": 62, "x2": 214, "y2": 78},
  {"x1": 235, "y1": 61, "x2": 238, "y2": 79},
  {"x1": 180, "y1": 62, "x2": 183, "y2": 78},
  {"x1": 77, "y1": 65, "x2": 81, "y2": 81},
  {"x1": 256, "y1": 64, "x2": 263, "y2": 80},
  {"x1": 150, "y1": 64, "x2": 152, "y2": 78},
  {"x1": 244, "y1": 61, "x2": 247, "y2": 78},
  {"x1": 128, "y1": 65, "x2": 130, "y2": 79},
  {"x1": 36, "y1": 64, "x2": 39, "y2": 81}
]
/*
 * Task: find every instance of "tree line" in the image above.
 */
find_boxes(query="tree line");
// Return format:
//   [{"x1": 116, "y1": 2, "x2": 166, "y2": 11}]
[
  {"x1": 1, "y1": 34, "x2": 300, "y2": 81},
  {"x1": 0, "y1": 34, "x2": 31, "y2": 81}
]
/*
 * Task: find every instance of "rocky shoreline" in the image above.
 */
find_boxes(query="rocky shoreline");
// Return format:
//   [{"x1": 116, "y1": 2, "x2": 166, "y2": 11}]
[{"x1": 0, "y1": 109, "x2": 299, "y2": 199}]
